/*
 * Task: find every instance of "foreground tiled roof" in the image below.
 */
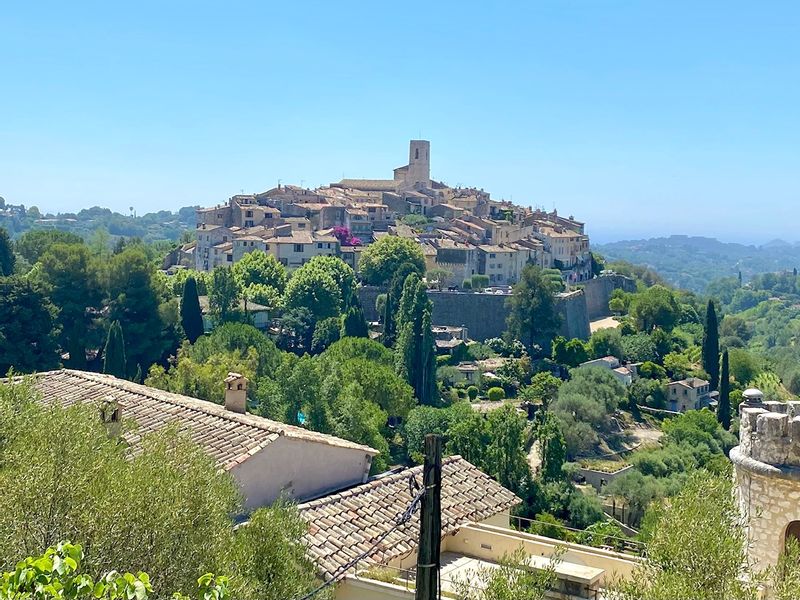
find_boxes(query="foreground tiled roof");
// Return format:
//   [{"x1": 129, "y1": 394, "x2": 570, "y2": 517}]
[
  {"x1": 21, "y1": 370, "x2": 377, "y2": 470},
  {"x1": 298, "y1": 455, "x2": 520, "y2": 579}
]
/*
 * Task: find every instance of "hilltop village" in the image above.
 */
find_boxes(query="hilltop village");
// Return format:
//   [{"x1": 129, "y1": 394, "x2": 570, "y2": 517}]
[
  {"x1": 4, "y1": 141, "x2": 800, "y2": 600},
  {"x1": 187, "y1": 140, "x2": 591, "y2": 286}
]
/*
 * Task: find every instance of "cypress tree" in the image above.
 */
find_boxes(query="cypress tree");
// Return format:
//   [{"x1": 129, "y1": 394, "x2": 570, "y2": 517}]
[
  {"x1": 341, "y1": 300, "x2": 369, "y2": 338},
  {"x1": 382, "y1": 291, "x2": 395, "y2": 346},
  {"x1": 702, "y1": 300, "x2": 720, "y2": 391},
  {"x1": 180, "y1": 276, "x2": 205, "y2": 343},
  {"x1": 0, "y1": 227, "x2": 14, "y2": 276},
  {"x1": 103, "y1": 320, "x2": 127, "y2": 379},
  {"x1": 419, "y1": 307, "x2": 438, "y2": 406},
  {"x1": 395, "y1": 274, "x2": 438, "y2": 406},
  {"x1": 718, "y1": 350, "x2": 731, "y2": 430}
]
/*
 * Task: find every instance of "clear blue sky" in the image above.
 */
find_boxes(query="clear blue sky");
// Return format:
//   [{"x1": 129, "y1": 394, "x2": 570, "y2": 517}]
[{"x1": 2, "y1": 1, "x2": 799, "y2": 243}]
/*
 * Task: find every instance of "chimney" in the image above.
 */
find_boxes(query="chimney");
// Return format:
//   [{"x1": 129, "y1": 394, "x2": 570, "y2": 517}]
[{"x1": 224, "y1": 372, "x2": 248, "y2": 414}]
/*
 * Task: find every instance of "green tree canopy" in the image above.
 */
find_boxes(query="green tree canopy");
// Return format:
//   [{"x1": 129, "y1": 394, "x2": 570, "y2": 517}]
[
  {"x1": 395, "y1": 274, "x2": 437, "y2": 406},
  {"x1": 505, "y1": 265, "x2": 560, "y2": 349},
  {"x1": 630, "y1": 285, "x2": 682, "y2": 332},
  {"x1": 588, "y1": 327, "x2": 624, "y2": 359},
  {"x1": 0, "y1": 277, "x2": 60, "y2": 373},
  {"x1": 701, "y1": 300, "x2": 720, "y2": 391},
  {"x1": 103, "y1": 321, "x2": 127, "y2": 379},
  {"x1": 230, "y1": 250, "x2": 287, "y2": 299},
  {"x1": 208, "y1": 266, "x2": 241, "y2": 322},
  {"x1": 341, "y1": 300, "x2": 369, "y2": 338},
  {"x1": 180, "y1": 275, "x2": 205, "y2": 343},
  {"x1": 613, "y1": 471, "x2": 758, "y2": 600},
  {"x1": 717, "y1": 350, "x2": 731, "y2": 430},
  {"x1": 108, "y1": 247, "x2": 177, "y2": 372},
  {"x1": 358, "y1": 236, "x2": 426, "y2": 285},
  {"x1": 37, "y1": 243, "x2": 103, "y2": 369},
  {"x1": 283, "y1": 261, "x2": 342, "y2": 321},
  {"x1": 0, "y1": 227, "x2": 14, "y2": 276},
  {"x1": 14, "y1": 229, "x2": 84, "y2": 264},
  {"x1": 0, "y1": 379, "x2": 320, "y2": 600}
]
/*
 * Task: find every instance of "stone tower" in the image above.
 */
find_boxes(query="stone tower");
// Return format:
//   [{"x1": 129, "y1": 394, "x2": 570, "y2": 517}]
[
  {"x1": 732, "y1": 395, "x2": 800, "y2": 571},
  {"x1": 406, "y1": 140, "x2": 430, "y2": 188}
]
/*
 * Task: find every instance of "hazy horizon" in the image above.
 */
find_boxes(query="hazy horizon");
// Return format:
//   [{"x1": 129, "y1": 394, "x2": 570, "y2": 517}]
[{"x1": 3, "y1": 1, "x2": 799, "y2": 243}]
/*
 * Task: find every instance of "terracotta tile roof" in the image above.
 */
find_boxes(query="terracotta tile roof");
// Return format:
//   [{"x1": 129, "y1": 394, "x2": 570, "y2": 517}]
[
  {"x1": 24, "y1": 370, "x2": 377, "y2": 471},
  {"x1": 298, "y1": 455, "x2": 520, "y2": 579}
]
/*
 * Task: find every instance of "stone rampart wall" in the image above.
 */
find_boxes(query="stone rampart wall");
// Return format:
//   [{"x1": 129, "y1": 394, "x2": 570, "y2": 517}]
[
  {"x1": 581, "y1": 274, "x2": 636, "y2": 320},
  {"x1": 357, "y1": 286, "x2": 591, "y2": 342}
]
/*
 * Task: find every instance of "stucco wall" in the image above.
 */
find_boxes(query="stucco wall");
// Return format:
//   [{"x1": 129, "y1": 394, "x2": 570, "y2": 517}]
[
  {"x1": 445, "y1": 524, "x2": 640, "y2": 587},
  {"x1": 231, "y1": 436, "x2": 372, "y2": 510},
  {"x1": 577, "y1": 464, "x2": 634, "y2": 492}
]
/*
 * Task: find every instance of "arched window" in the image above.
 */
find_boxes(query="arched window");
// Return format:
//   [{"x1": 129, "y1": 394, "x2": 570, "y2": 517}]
[
  {"x1": 415, "y1": 148, "x2": 419, "y2": 160},
  {"x1": 785, "y1": 521, "x2": 800, "y2": 549}
]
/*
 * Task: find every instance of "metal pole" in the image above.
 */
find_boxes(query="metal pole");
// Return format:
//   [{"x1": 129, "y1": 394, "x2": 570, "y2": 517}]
[{"x1": 415, "y1": 434, "x2": 442, "y2": 600}]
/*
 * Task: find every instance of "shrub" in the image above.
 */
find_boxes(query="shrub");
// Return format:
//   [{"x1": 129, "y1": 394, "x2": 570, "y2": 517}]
[
  {"x1": 467, "y1": 385, "x2": 479, "y2": 401},
  {"x1": 471, "y1": 274, "x2": 490, "y2": 290},
  {"x1": 462, "y1": 279, "x2": 472, "y2": 290},
  {"x1": 487, "y1": 387, "x2": 505, "y2": 402}
]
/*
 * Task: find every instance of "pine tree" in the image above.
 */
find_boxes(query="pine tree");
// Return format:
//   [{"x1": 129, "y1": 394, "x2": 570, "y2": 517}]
[
  {"x1": 180, "y1": 276, "x2": 205, "y2": 343},
  {"x1": 702, "y1": 300, "x2": 720, "y2": 391},
  {"x1": 103, "y1": 321, "x2": 127, "y2": 379},
  {"x1": 718, "y1": 350, "x2": 731, "y2": 430},
  {"x1": 341, "y1": 300, "x2": 369, "y2": 338},
  {"x1": 0, "y1": 227, "x2": 14, "y2": 276}
]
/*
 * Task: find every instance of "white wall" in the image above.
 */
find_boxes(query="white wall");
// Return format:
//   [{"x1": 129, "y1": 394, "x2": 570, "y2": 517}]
[{"x1": 232, "y1": 436, "x2": 372, "y2": 509}]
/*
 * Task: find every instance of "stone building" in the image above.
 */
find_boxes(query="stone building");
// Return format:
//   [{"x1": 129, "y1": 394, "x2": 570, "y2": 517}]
[{"x1": 732, "y1": 391, "x2": 800, "y2": 572}]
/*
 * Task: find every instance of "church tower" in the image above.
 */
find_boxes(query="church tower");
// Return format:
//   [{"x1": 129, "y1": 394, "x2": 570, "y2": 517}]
[{"x1": 405, "y1": 140, "x2": 430, "y2": 188}]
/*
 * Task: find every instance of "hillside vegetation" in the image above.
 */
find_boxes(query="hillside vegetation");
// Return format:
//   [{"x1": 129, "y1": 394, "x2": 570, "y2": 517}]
[{"x1": 596, "y1": 235, "x2": 800, "y2": 292}]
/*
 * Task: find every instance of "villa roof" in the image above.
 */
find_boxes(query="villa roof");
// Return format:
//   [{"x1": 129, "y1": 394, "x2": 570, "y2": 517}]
[
  {"x1": 298, "y1": 455, "x2": 519, "y2": 579},
  {"x1": 20, "y1": 370, "x2": 377, "y2": 471}
]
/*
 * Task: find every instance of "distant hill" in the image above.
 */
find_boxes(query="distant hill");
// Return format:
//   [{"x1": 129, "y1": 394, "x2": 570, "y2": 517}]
[
  {"x1": 595, "y1": 235, "x2": 800, "y2": 293},
  {"x1": 0, "y1": 204, "x2": 197, "y2": 243}
]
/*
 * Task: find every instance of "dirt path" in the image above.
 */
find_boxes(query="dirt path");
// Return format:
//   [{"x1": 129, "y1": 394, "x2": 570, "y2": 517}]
[{"x1": 590, "y1": 316, "x2": 620, "y2": 333}]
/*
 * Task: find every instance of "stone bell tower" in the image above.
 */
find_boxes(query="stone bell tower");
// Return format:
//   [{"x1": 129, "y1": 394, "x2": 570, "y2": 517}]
[
  {"x1": 731, "y1": 393, "x2": 800, "y2": 571},
  {"x1": 405, "y1": 140, "x2": 430, "y2": 188}
]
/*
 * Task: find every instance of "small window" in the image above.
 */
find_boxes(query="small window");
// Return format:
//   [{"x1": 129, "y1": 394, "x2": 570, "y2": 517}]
[
  {"x1": 490, "y1": 253, "x2": 496, "y2": 258},
  {"x1": 226, "y1": 255, "x2": 233, "y2": 262},
  {"x1": 246, "y1": 210, "x2": 253, "y2": 217},
  {"x1": 294, "y1": 244, "x2": 304, "y2": 253},
  {"x1": 415, "y1": 148, "x2": 419, "y2": 159},
  {"x1": 317, "y1": 243, "x2": 323, "y2": 249},
  {"x1": 223, "y1": 236, "x2": 228, "y2": 242},
  {"x1": 265, "y1": 213, "x2": 272, "y2": 219}
]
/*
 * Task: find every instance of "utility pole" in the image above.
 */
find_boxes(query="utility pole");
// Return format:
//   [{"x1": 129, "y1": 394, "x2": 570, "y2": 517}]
[{"x1": 415, "y1": 434, "x2": 441, "y2": 600}]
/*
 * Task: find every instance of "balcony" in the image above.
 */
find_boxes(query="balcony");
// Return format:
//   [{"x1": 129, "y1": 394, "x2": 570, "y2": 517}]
[{"x1": 337, "y1": 522, "x2": 641, "y2": 600}]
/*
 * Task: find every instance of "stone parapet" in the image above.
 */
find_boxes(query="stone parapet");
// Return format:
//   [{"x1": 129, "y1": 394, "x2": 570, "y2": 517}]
[{"x1": 739, "y1": 402, "x2": 800, "y2": 467}]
